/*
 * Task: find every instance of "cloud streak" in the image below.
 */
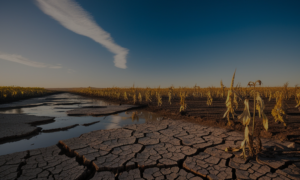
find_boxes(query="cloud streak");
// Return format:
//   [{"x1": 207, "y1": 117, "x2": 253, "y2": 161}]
[
  {"x1": 0, "y1": 52, "x2": 62, "y2": 69},
  {"x1": 35, "y1": 0, "x2": 129, "y2": 69}
]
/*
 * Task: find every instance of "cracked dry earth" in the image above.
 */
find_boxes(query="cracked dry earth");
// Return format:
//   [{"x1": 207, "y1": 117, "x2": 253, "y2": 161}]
[{"x1": 1, "y1": 119, "x2": 300, "y2": 180}]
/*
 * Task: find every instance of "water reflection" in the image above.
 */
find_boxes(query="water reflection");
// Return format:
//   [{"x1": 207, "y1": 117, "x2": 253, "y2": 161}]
[
  {"x1": 106, "y1": 115, "x2": 122, "y2": 129},
  {"x1": 122, "y1": 110, "x2": 162, "y2": 123},
  {"x1": 0, "y1": 93, "x2": 162, "y2": 155}
]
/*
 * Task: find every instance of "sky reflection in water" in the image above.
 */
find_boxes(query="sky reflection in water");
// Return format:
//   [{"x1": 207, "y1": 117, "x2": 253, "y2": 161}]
[{"x1": 0, "y1": 93, "x2": 162, "y2": 155}]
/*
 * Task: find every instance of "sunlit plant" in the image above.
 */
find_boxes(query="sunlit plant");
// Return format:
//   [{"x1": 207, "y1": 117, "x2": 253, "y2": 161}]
[
  {"x1": 223, "y1": 70, "x2": 238, "y2": 126},
  {"x1": 168, "y1": 87, "x2": 173, "y2": 105},
  {"x1": 229, "y1": 80, "x2": 268, "y2": 159},
  {"x1": 0, "y1": 86, "x2": 50, "y2": 102},
  {"x1": 193, "y1": 84, "x2": 200, "y2": 98},
  {"x1": 133, "y1": 93, "x2": 137, "y2": 104},
  {"x1": 268, "y1": 90, "x2": 272, "y2": 101},
  {"x1": 206, "y1": 91, "x2": 213, "y2": 106},
  {"x1": 296, "y1": 92, "x2": 300, "y2": 108},
  {"x1": 283, "y1": 82, "x2": 289, "y2": 100},
  {"x1": 220, "y1": 80, "x2": 226, "y2": 98},
  {"x1": 157, "y1": 92, "x2": 162, "y2": 107},
  {"x1": 295, "y1": 85, "x2": 300, "y2": 108},
  {"x1": 124, "y1": 92, "x2": 128, "y2": 101},
  {"x1": 145, "y1": 90, "x2": 152, "y2": 103},
  {"x1": 179, "y1": 91, "x2": 187, "y2": 112},
  {"x1": 271, "y1": 91, "x2": 288, "y2": 126},
  {"x1": 138, "y1": 92, "x2": 142, "y2": 103}
]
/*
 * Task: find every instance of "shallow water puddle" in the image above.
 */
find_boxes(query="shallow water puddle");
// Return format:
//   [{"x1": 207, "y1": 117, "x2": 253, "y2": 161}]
[{"x1": 0, "y1": 93, "x2": 162, "y2": 155}]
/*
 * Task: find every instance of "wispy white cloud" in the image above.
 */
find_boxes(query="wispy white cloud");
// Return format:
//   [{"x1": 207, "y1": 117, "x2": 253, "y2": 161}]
[
  {"x1": 35, "y1": 0, "x2": 129, "y2": 69},
  {"x1": 0, "y1": 52, "x2": 62, "y2": 69}
]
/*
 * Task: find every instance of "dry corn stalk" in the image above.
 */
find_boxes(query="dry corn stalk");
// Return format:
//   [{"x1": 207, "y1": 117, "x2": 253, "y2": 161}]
[
  {"x1": 227, "y1": 99, "x2": 249, "y2": 157},
  {"x1": 271, "y1": 92, "x2": 287, "y2": 126},
  {"x1": 283, "y1": 82, "x2": 289, "y2": 100},
  {"x1": 234, "y1": 81, "x2": 267, "y2": 159},
  {"x1": 0, "y1": 86, "x2": 50, "y2": 102},
  {"x1": 157, "y1": 92, "x2": 162, "y2": 107},
  {"x1": 193, "y1": 85, "x2": 200, "y2": 98},
  {"x1": 275, "y1": 91, "x2": 281, "y2": 102},
  {"x1": 268, "y1": 91, "x2": 272, "y2": 101},
  {"x1": 220, "y1": 80, "x2": 225, "y2": 98},
  {"x1": 207, "y1": 91, "x2": 213, "y2": 106},
  {"x1": 116, "y1": 92, "x2": 121, "y2": 99},
  {"x1": 223, "y1": 70, "x2": 237, "y2": 126},
  {"x1": 295, "y1": 91, "x2": 300, "y2": 108},
  {"x1": 124, "y1": 92, "x2": 128, "y2": 100},
  {"x1": 179, "y1": 91, "x2": 187, "y2": 112},
  {"x1": 240, "y1": 125, "x2": 254, "y2": 159},
  {"x1": 238, "y1": 99, "x2": 254, "y2": 159},
  {"x1": 138, "y1": 93, "x2": 142, "y2": 103},
  {"x1": 255, "y1": 92, "x2": 268, "y2": 131},
  {"x1": 133, "y1": 93, "x2": 137, "y2": 104},
  {"x1": 233, "y1": 93, "x2": 239, "y2": 109},
  {"x1": 226, "y1": 98, "x2": 251, "y2": 154},
  {"x1": 238, "y1": 99, "x2": 251, "y2": 126},
  {"x1": 168, "y1": 87, "x2": 173, "y2": 105},
  {"x1": 145, "y1": 90, "x2": 151, "y2": 102},
  {"x1": 247, "y1": 80, "x2": 262, "y2": 135}
]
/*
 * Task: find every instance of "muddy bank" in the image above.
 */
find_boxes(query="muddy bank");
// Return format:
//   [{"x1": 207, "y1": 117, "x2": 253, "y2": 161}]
[
  {"x1": 0, "y1": 114, "x2": 55, "y2": 142},
  {"x1": 42, "y1": 124, "x2": 79, "y2": 133},
  {"x1": 66, "y1": 104, "x2": 143, "y2": 116},
  {"x1": 0, "y1": 104, "x2": 145, "y2": 143},
  {"x1": 0, "y1": 91, "x2": 60, "y2": 105}
]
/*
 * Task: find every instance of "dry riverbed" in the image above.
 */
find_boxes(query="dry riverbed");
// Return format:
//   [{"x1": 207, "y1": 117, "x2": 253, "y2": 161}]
[{"x1": 1, "y1": 119, "x2": 299, "y2": 180}]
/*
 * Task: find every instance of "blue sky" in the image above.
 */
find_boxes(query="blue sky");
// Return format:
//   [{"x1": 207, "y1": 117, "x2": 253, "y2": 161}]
[{"x1": 0, "y1": 0, "x2": 299, "y2": 88}]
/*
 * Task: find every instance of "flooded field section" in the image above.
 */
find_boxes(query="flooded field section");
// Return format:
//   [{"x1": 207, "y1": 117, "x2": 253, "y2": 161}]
[{"x1": 0, "y1": 93, "x2": 162, "y2": 155}]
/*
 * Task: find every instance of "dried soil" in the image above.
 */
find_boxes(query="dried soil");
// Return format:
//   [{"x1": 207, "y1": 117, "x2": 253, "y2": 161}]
[{"x1": 81, "y1": 94, "x2": 300, "y2": 143}]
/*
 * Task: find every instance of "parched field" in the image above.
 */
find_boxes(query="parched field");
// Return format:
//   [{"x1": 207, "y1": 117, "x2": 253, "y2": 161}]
[
  {"x1": 71, "y1": 87, "x2": 300, "y2": 144},
  {"x1": 1, "y1": 119, "x2": 299, "y2": 179},
  {"x1": 146, "y1": 96, "x2": 300, "y2": 143}
]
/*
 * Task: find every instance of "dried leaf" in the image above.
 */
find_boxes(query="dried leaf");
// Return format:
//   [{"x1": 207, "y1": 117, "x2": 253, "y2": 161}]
[
  {"x1": 225, "y1": 147, "x2": 240, "y2": 152},
  {"x1": 262, "y1": 112, "x2": 268, "y2": 131},
  {"x1": 238, "y1": 99, "x2": 251, "y2": 126},
  {"x1": 244, "y1": 126, "x2": 250, "y2": 143}
]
